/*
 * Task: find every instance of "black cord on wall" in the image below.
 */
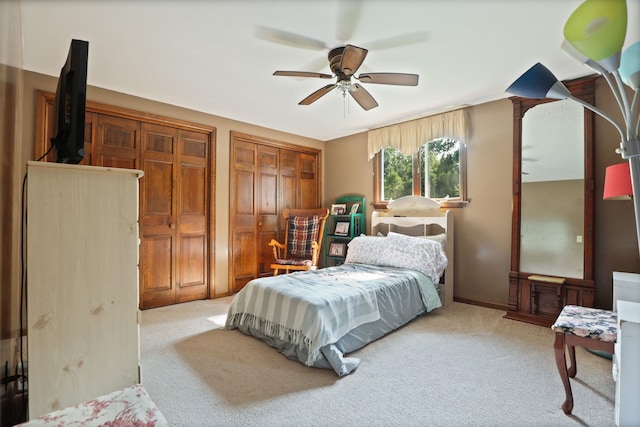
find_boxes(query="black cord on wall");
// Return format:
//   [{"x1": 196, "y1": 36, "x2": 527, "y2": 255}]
[{"x1": 18, "y1": 172, "x2": 28, "y2": 420}]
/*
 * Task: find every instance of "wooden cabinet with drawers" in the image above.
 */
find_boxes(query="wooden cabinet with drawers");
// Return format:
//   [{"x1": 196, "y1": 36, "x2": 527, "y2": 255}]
[{"x1": 507, "y1": 273, "x2": 594, "y2": 327}]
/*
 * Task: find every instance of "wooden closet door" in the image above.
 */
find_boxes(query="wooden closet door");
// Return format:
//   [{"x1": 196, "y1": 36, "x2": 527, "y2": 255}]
[
  {"x1": 279, "y1": 149, "x2": 298, "y2": 209},
  {"x1": 139, "y1": 123, "x2": 178, "y2": 309},
  {"x1": 276, "y1": 150, "x2": 318, "y2": 242},
  {"x1": 176, "y1": 129, "x2": 209, "y2": 302},
  {"x1": 276, "y1": 149, "x2": 298, "y2": 245},
  {"x1": 230, "y1": 140, "x2": 258, "y2": 292},
  {"x1": 229, "y1": 133, "x2": 321, "y2": 293},
  {"x1": 299, "y1": 152, "x2": 319, "y2": 209},
  {"x1": 94, "y1": 115, "x2": 140, "y2": 169},
  {"x1": 229, "y1": 142, "x2": 280, "y2": 289},
  {"x1": 257, "y1": 145, "x2": 279, "y2": 278}
]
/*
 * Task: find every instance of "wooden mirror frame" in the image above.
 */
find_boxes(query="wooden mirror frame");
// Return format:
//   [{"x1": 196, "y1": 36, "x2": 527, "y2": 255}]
[{"x1": 505, "y1": 75, "x2": 597, "y2": 327}]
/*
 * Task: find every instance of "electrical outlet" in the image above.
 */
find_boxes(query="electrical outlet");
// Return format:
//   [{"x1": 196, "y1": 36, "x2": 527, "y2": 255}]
[{"x1": 576, "y1": 235, "x2": 583, "y2": 243}]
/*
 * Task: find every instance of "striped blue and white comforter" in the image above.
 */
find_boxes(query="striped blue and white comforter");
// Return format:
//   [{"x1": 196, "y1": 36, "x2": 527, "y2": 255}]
[{"x1": 225, "y1": 263, "x2": 441, "y2": 369}]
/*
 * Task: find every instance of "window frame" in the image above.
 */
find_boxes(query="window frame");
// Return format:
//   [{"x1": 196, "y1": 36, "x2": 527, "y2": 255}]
[{"x1": 373, "y1": 140, "x2": 469, "y2": 209}]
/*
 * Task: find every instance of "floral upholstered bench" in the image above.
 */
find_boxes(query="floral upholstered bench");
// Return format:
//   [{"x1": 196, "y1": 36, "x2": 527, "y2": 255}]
[
  {"x1": 18, "y1": 383, "x2": 168, "y2": 426},
  {"x1": 551, "y1": 305, "x2": 617, "y2": 415}
]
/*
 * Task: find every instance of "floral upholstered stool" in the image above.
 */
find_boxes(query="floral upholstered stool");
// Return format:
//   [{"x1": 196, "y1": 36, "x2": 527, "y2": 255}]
[
  {"x1": 18, "y1": 384, "x2": 168, "y2": 426},
  {"x1": 551, "y1": 305, "x2": 617, "y2": 415}
]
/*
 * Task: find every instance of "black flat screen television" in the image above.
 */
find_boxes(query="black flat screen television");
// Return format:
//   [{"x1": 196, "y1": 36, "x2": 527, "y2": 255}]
[{"x1": 51, "y1": 39, "x2": 89, "y2": 164}]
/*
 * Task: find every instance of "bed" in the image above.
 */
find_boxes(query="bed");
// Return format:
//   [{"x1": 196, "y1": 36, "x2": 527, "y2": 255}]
[
  {"x1": 225, "y1": 196, "x2": 454, "y2": 376},
  {"x1": 371, "y1": 195, "x2": 454, "y2": 306}
]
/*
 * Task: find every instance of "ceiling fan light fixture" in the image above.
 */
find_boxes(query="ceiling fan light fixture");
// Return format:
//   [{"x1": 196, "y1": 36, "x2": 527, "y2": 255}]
[{"x1": 336, "y1": 80, "x2": 352, "y2": 97}]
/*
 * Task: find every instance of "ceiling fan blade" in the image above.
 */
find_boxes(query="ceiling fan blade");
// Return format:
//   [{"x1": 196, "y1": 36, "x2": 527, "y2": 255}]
[
  {"x1": 299, "y1": 84, "x2": 337, "y2": 105},
  {"x1": 336, "y1": 0, "x2": 363, "y2": 42},
  {"x1": 302, "y1": 56, "x2": 333, "y2": 74},
  {"x1": 349, "y1": 83, "x2": 378, "y2": 111},
  {"x1": 274, "y1": 71, "x2": 333, "y2": 79},
  {"x1": 365, "y1": 31, "x2": 429, "y2": 50},
  {"x1": 340, "y1": 45, "x2": 368, "y2": 75},
  {"x1": 357, "y1": 73, "x2": 419, "y2": 86},
  {"x1": 255, "y1": 25, "x2": 328, "y2": 50}
]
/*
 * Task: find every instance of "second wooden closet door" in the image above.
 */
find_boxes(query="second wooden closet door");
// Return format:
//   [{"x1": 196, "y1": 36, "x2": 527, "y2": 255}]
[{"x1": 139, "y1": 123, "x2": 209, "y2": 308}]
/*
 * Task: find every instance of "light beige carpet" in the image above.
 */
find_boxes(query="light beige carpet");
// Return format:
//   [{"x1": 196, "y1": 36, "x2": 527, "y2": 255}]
[{"x1": 140, "y1": 298, "x2": 615, "y2": 427}]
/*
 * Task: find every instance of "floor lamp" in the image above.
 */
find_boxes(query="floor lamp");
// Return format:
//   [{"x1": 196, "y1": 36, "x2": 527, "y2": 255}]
[
  {"x1": 604, "y1": 162, "x2": 633, "y2": 200},
  {"x1": 506, "y1": 0, "x2": 640, "y2": 258}
]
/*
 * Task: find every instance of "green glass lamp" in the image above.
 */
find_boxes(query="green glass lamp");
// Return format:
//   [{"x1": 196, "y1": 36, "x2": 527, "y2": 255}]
[{"x1": 563, "y1": 0, "x2": 627, "y2": 72}]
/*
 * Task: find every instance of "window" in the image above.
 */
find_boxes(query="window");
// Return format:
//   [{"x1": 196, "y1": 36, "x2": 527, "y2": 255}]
[{"x1": 374, "y1": 138, "x2": 467, "y2": 208}]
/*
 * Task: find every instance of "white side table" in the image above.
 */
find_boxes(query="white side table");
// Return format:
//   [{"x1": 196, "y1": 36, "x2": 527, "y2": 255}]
[{"x1": 614, "y1": 300, "x2": 640, "y2": 427}]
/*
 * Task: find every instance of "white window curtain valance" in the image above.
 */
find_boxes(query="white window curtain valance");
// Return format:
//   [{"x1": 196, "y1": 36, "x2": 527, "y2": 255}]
[{"x1": 367, "y1": 109, "x2": 469, "y2": 159}]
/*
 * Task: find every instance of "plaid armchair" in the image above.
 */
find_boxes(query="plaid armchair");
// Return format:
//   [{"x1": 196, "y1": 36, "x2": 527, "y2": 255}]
[{"x1": 269, "y1": 208, "x2": 329, "y2": 275}]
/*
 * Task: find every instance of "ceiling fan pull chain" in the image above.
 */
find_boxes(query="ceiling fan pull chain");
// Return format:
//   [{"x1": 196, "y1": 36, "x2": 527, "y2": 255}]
[{"x1": 343, "y1": 92, "x2": 350, "y2": 118}]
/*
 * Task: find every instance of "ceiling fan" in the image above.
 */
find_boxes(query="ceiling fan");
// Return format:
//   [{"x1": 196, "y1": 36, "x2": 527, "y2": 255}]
[{"x1": 273, "y1": 44, "x2": 419, "y2": 111}]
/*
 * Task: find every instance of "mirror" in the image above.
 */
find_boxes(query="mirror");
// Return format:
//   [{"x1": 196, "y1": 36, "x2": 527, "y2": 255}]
[
  {"x1": 520, "y1": 100, "x2": 585, "y2": 278},
  {"x1": 506, "y1": 75, "x2": 596, "y2": 326}
]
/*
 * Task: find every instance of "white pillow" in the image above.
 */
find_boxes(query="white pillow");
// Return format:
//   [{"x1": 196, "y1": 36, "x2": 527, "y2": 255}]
[
  {"x1": 415, "y1": 233, "x2": 446, "y2": 247},
  {"x1": 344, "y1": 236, "x2": 388, "y2": 265},
  {"x1": 385, "y1": 232, "x2": 448, "y2": 282},
  {"x1": 345, "y1": 233, "x2": 448, "y2": 283}
]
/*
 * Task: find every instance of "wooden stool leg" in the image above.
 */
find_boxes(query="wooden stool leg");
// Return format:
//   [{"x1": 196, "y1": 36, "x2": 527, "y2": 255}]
[
  {"x1": 567, "y1": 344, "x2": 577, "y2": 378},
  {"x1": 553, "y1": 332, "x2": 574, "y2": 415}
]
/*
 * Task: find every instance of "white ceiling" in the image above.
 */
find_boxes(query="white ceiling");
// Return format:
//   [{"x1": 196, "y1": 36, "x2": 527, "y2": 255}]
[{"x1": 20, "y1": 0, "x2": 640, "y2": 142}]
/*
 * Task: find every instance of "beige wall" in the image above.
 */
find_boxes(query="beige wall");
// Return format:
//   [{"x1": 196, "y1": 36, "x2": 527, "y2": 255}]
[
  {"x1": 0, "y1": 0, "x2": 24, "y2": 369},
  {"x1": 323, "y1": 132, "x2": 372, "y2": 210}
]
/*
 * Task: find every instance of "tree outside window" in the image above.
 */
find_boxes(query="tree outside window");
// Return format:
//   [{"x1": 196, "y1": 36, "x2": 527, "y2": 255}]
[
  {"x1": 378, "y1": 138, "x2": 466, "y2": 207},
  {"x1": 420, "y1": 138, "x2": 460, "y2": 199},
  {"x1": 381, "y1": 147, "x2": 413, "y2": 200}
]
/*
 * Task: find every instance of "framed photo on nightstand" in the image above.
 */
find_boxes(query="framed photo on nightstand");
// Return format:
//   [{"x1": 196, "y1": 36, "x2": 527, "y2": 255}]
[
  {"x1": 331, "y1": 203, "x2": 347, "y2": 215},
  {"x1": 329, "y1": 242, "x2": 346, "y2": 257},
  {"x1": 334, "y1": 222, "x2": 349, "y2": 236}
]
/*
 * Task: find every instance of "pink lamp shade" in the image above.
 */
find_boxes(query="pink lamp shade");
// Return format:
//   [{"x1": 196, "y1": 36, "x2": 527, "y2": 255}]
[{"x1": 603, "y1": 162, "x2": 633, "y2": 200}]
